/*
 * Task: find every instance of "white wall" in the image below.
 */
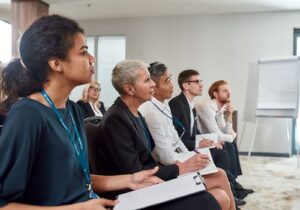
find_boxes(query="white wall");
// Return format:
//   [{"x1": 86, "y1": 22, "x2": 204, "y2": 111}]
[{"x1": 78, "y1": 11, "x2": 300, "y2": 154}]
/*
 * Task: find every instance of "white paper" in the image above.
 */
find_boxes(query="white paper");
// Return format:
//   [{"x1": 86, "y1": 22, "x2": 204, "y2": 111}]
[
  {"x1": 114, "y1": 172, "x2": 206, "y2": 210},
  {"x1": 195, "y1": 148, "x2": 218, "y2": 175},
  {"x1": 176, "y1": 148, "x2": 218, "y2": 176},
  {"x1": 195, "y1": 133, "x2": 218, "y2": 148},
  {"x1": 256, "y1": 57, "x2": 300, "y2": 117}
]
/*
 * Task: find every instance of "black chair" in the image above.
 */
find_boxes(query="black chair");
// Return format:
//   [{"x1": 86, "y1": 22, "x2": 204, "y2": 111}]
[
  {"x1": 84, "y1": 116, "x2": 102, "y2": 125},
  {"x1": 84, "y1": 116, "x2": 102, "y2": 175}
]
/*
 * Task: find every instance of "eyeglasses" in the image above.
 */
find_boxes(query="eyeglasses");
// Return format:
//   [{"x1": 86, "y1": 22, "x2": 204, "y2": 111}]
[
  {"x1": 89, "y1": 87, "x2": 101, "y2": 92},
  {"x1": 184, "y1": 80, "x2": 203, "y2": 84}
]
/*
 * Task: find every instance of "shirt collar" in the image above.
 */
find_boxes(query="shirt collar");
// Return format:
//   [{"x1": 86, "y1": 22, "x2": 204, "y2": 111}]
[
  {"x1": 151, "y1": 97, "x2": 169, "y2": 112},
  {"x1": 212, "y1": 99, "x2": 225, "y2": 113},
  {"x1": 183, "y1": 93, "x2": 194, "y2": 109}
]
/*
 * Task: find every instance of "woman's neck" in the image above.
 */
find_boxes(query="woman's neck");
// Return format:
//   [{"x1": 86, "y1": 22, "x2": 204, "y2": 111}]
[
  {"x1": 30, "y1": 83, "x2": 73, "y2": 109},
  {"x1": 121, "y1": 96, "x2": 141, "y2": 117}
]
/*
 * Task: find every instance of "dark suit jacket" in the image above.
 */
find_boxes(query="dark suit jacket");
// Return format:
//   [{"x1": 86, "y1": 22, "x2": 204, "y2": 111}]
[
  {"x1": 97, "y1": 97, "x2": 179, "y2": 179},
  {"x1": 76, "y1": 100, "x2": 106, "y2": 119},
  {"x1": 169, "y1": 93, "x2": 234, "y2": 174},
  {"x1": 169, "y1": 92, "x2": 199, "y2": 151}
]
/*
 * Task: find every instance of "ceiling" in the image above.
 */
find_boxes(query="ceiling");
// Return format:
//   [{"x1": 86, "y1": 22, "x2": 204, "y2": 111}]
[{"x1": 1, "y1": 0, "x2": 300, "y2": 20}]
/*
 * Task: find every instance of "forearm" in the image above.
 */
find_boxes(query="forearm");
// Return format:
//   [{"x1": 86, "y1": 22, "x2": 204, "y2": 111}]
[
  {"x1": 217, "y1": 132, "x2": 234, "y2": 143},
  {"x1": 225, "y1": 121, "x2": 235, "y2": 134},
  {"x1": 0, "y1": 202, "x2": 82, "y2": 210},
  {"x1": 91, "y1": 174, "x2": 131, "y2": 193}
]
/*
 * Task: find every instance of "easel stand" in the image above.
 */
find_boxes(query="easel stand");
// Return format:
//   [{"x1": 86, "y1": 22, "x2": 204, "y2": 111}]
[
  {"x1": 295, "y1": 118, "x2": 300, "y2": 168},
  {"x1": 244, "y1": 117, "x2": 292, "y2": 159}
]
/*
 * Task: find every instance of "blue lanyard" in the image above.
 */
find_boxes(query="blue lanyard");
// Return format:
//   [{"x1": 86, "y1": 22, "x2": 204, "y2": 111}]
[
  {"x1": 41, "y1": 89, "x2": 98, "y2": 199},
  {"x1": 151, "y1": 100, "x2": 186, "y2": 139}
]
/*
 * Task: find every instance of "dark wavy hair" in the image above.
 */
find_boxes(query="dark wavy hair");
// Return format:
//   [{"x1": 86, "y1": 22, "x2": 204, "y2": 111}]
[{"x1": 1, "y1": 15, "x2": 84, "y2": 97}]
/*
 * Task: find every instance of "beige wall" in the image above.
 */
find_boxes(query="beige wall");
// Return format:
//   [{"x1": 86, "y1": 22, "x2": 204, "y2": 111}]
[{"x1": 78, "y1": 10, "x2": 300, "y2": 154}]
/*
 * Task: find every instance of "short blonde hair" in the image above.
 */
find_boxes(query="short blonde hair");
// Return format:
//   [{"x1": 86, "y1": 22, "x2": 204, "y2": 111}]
[{"x1": 112, "y1": 60, "x2": 149, "y2": 95}]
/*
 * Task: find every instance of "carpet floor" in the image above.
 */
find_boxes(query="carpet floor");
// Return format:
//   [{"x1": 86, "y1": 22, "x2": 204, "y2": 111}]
[{"x1": 237, "y1": 155, "x2": 300, "y2": 210}]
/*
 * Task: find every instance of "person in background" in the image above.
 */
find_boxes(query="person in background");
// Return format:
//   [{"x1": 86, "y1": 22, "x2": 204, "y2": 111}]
[
  {"x1": 196, "y1": 80, "x2": 254, "y2": 197},
  {"x1": 139, "y1": 62, "x2": 235, "y2": 210},
  {"x1": 0, "y1": 65, "x2": 19, "y2": 135},
  {"x1": 77, "y1": 81, "x2": 106, "y2": 119},
  {"x1": 97, "y1": 59, "x2": 227, "y2": 210},
  {"x1": 169, "y1": 69, "x2": 247, "y2": 207},
  {"x1": 0, "y1": 15, "x2": 163, "y2": 210}
]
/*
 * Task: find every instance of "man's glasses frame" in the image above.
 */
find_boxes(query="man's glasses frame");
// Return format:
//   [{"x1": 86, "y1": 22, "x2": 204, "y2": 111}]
[{"x1": 184, "y1": 79, "x2": 203, "y2": 84}]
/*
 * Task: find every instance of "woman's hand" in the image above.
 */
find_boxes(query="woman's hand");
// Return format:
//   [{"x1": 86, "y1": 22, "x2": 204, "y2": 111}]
[
  {"x1": 198, "y1": 139, "x2": 214, "y2": 148},
  {"x1": 177, "y1": 154, "x2": 210, "y2": 174},
  {"x1": 129, "y1": 166, "x2": 164, "y2": 190},
  {"x1": 78, "y1": 198, "x2": 118, "y2": 210},
  {"x1": 214, "y1": 142, "x2": 223, "y2": 149}
]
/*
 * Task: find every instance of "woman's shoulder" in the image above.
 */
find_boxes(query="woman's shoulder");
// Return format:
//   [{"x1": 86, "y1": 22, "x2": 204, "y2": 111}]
[
  {"x1": 76, "y1": 100, "x2": 88, "y2": 106},
  {"x1": 11, "y1": 98, "x2": 49, "y2": 115}
]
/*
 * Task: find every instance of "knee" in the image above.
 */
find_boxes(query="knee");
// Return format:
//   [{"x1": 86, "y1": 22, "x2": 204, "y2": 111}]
[
  {"x1": 202, "y1": 192, "x2": 222, "y2": 210},
  {"x1": 212, "y1": 189, "x2": 230, "y2": 210},
  {"x1": 216, "y1": 168, "x2": 229, "y2": 182}
]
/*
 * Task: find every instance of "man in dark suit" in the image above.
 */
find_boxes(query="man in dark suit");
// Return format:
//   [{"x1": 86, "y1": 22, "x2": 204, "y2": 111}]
[
  {"x1": 96, "y1": 60, "x2": 221, "y2": 210},
  {"x1": 169, "y1": 70, "x2": 253, "y2": 205},
  {"x1": 169, "y1": 69, "x2": 230, "y2": 171}
]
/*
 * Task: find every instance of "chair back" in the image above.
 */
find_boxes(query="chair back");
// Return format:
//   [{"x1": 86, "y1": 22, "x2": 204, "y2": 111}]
[{"x1": 84, "y1": 116, "x2": 102, "y2": 174}]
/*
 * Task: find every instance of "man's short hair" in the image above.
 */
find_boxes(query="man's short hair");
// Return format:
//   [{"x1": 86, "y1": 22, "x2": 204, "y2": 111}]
[
  {"x1": 112, "y1": 60, "x2": 148, "y2": 95},
  {"x1": 178, "y1": 69, "x2": 199, "y2": 90},
  {"x1": 148, "y1": 62, "x2": 167, "y2": 87},
  {"x1": 208, "y1": 80, "x2": 228, "y2": 99}
]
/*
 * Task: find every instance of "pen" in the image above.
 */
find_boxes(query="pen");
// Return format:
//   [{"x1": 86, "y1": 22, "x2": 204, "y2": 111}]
[
  {"x1": 194, "y1": 149, "x2": 211, "y2": 162},
  {"x1": 194, "y1": 149, "x2": 200, "y2": 154}
]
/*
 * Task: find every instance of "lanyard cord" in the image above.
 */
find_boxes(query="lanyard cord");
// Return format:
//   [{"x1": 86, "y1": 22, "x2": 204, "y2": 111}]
[
  {"x1": 150, "y1": 101, "x2": 186, "y2": 139},
  {"x1": 40, "y1": 90, "x2": 91, "y2": 186}
]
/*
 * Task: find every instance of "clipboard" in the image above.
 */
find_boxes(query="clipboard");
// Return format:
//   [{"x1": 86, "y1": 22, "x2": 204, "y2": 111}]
[{"x1": 113, "y1": 172, "x2": 206, "y2": 210}]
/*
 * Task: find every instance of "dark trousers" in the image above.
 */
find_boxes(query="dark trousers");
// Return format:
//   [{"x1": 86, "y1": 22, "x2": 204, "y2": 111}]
[
  {"x1": 224, "y1": 141, "x2": 242, "y2": 178},
  {"x1": 145, "y1": 191, "x2": 221, "y2": 210},
  {"x1": 210, "y1": 147, "x2": 238, "y2": 196},
  {"x1": 210, "y1": 148, "x2": 230, "y2": 171}
]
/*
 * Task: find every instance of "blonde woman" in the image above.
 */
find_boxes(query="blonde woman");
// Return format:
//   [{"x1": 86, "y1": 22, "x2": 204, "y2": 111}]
[{"x1": 77, "y1": 81, "x2": 106, "y2": 118}]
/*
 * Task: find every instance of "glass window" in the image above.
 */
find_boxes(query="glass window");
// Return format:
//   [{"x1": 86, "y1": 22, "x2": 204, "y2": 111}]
[
  {"x1": 97, "y1": 36, "x2": 126, "y2": 107},
  {"x1": 0, "y1": 20, "x2": 11, "y2": 63},
  {"x1": 86, "y1": 36, "x2": 95, "y2": 57},
  {"x1": 69, "y1": 36, "x2": 96, "y2": 102}
]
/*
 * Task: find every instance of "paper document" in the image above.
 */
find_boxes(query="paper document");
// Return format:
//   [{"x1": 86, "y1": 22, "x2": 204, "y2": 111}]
[
  {"x1": 114, "y1": 172, "x2": 206, "y2": 210},
  {"x1": 175, "y1": 149, "x2": 218, "y2": 176},
  {"x1": 195, "y1": 133, "x2": 218, "y2": 148},
  {"x1": 195, "y1": 148, "x2": 218, "y2": 175}
]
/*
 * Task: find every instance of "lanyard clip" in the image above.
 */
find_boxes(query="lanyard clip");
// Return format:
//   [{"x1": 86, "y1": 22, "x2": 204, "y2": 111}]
[{"x1": 87, "y1": 183, "x2": 100, "y2": 199}]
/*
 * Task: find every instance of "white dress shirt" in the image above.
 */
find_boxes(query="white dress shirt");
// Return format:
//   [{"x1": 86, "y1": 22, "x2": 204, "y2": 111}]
[
  {"x1": 89, "y1": 101, "x2": 103, "y2": 117},
  {"x1": 187, "y1": 99, "x2": 195, "y2": 137},
  {"x1": 139, "y1": 97, "x2": 195, "y2": 165},
  {"x1": 195, "y1": 99, "x2": 235, "y2": 143}
]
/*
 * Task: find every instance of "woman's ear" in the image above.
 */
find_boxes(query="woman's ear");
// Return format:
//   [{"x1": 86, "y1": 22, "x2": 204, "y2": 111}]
[
  {"x1": 123, "y1": 84, "x2": 135, "y2": 96},
  {"x1": 48, "y1": 58, "x2": 63, "y2": 72}
]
